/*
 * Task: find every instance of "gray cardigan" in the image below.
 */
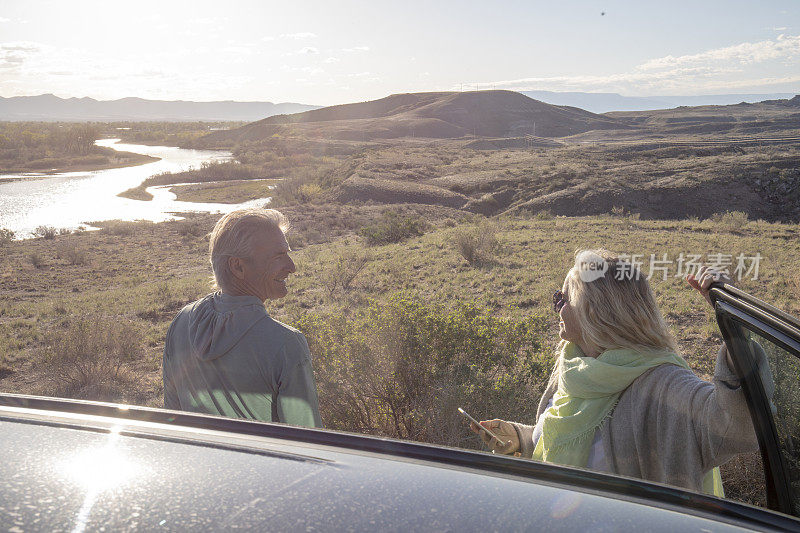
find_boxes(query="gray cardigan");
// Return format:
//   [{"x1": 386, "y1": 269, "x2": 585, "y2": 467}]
[{"x1": 512, "y1": 345, "x2": 759, "y2": 492}]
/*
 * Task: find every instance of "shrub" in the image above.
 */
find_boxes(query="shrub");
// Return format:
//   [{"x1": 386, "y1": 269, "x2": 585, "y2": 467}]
[
  {"x1": 27, "y1": 252, "x2": 44, "y2": 268},
  {"x1": 321, "y1": 250, "x2": 370, "y2": 296},
  {"x1": 0, "y1": 227, "x2": 14, "y2": 245},
  {"x1": 175, "y1": 219, "x2": 208, "y2": 239},
  {"x1": 359, "y1": 211, "x2": 427, "y2": 246},
  {"x1": 454, "y1": 223, "x2": 499, "y2": 267},
  {"x1": 269, "y1": 167, "x2": 330, "y2": 206},
  {"x1": 41, "y1": 316, "x2": 143, "y2": 401},
  {"x1": 58, "y1": 227, "x2": 72, "y2": 236},
  {"x1": 33, "y1": 225, "x2": 57, "y2": 239},
  {"x1": 101, "y1": 220, "x2": 139, "y2": 236},
  {"x1": 56, "y1": 242, "x2": 89, "y2": 265},
  {"x1": 710, "y1": 211, "x2": 749, "y2": 232},
  {"x1": 298, "y1": 295, "x2": 550, "y2": 446},
  {"x1": 298, "y1": 183, "x2": 323, "y2": 201},
  {"x1": 533, "y1": 209, "x2": 554, "y2": 220}
]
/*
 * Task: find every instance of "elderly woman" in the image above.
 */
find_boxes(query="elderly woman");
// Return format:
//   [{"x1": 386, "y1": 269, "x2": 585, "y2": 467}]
[{"x1": 470, "y1": 249, "x2": 758, "y2": 496}]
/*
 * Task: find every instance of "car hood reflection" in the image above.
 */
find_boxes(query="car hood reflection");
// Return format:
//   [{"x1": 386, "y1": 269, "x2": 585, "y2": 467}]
[{"x1": 57, "y1": 427, "x2": 145, "y2": 533}]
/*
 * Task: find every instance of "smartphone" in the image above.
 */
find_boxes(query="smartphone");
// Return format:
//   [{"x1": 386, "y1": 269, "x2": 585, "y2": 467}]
[{"x1": 458, "y1": 407, "x2": 507, "y2": 447}]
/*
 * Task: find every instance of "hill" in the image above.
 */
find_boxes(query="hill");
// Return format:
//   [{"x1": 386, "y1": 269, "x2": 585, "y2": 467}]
[
  {"x1": 199, "y1": 90, "x2": 626, "y2": 146},
  {"x1": 521, "y1": 91, "x2": 797, "y2": 113},
  {"x1": 182, "y1": 93, "x2": 800, "y2": 221},
  {"x1": 0, "y1": 94, "x2": 320, "y2": 122},
  {"x1": 604, "y1": 96, "x2": 800, "y2": 135}
]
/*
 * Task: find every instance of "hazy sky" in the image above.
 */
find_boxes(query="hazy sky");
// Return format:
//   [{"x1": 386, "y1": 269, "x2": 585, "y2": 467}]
[{"x1": 1, "y1": 0, "x2": 798, "y2": 105}]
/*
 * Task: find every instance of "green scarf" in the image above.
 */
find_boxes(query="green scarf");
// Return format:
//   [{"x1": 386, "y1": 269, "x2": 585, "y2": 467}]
[{"x1": 532, "y1": 342, "x2": 724, "y2": 497}]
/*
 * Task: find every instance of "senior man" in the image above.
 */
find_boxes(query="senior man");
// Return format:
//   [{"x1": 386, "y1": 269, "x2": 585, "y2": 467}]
[{"x1": 163, "y1": 208, "x2": 322, "y2": 428}]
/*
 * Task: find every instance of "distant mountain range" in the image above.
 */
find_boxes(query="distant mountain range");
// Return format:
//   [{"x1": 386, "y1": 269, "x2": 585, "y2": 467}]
[
  {"x1": 2, "y1": 91, "x2": 797, "y2": 122},
  {"x1": 520, "y1": 91, "x2": 797, "y2": 114},
  {"x1": 199, "y1": 90, "x2": 625, "y2": 146},
  {"x1": 0, "y1": 94, "x2": 321, "y2": 122}
]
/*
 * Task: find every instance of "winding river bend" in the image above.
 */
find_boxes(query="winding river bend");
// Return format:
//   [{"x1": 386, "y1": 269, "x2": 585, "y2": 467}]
[{"x1": 0, "y1": 139, "x2": 270, "y2": 238}]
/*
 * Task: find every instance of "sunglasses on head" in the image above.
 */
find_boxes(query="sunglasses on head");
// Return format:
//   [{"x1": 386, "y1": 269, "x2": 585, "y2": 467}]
[{"x1": 553, "y1": 290, "x2": 566, "y2": 314}]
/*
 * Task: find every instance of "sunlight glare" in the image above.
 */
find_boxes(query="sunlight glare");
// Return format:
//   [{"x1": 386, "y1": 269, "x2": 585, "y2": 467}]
[{"x1": 59, "y1": 431, "x2": 140, "y2": 491}]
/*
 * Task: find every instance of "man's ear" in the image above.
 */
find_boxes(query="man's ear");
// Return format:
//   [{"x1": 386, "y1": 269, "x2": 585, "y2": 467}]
[{"x1": 228, "y1": 256, "x2": 246, "y2": 280}]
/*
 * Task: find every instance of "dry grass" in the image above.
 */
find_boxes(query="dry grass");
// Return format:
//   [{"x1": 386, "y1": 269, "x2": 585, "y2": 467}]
[
  {"x1": 710, "y1": 211, "x2": 750, "y2": 233},
  {"x1": 55, "y1": 242, "x2": 89, "y2": 266},
  {"x1": 320, "y1": 249, "x2": 370, "y2": 296},
  {"x1": 720, "y1": 452, "x2": 767, "y2": 508},
  {"x1": 454, "y1": 222, "x2": 499, "y2": 266},
  {"x1": 41, "y1": 316, "x2": 144, "y2": 402}
]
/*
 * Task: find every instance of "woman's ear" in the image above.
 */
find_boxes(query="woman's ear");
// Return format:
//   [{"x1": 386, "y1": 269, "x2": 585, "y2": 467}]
[{"x1": 228, "y1": 256, "x2": 246, "y2": 280}]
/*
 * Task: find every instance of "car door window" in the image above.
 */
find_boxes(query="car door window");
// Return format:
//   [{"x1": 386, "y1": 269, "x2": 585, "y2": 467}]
[
  {"x1": 713, "y1": 286, "x2": 800, "y2": 517},
  {"x1": 739, "y1": 328, "x2": 800, "y2": 516}
]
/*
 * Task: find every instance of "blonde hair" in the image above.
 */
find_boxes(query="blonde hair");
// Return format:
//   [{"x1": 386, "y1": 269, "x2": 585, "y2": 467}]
[
  {"x1": 208, "y1": 208, "x2": 290, "y2": 292},
  {"x1": 564, "y1": 249, "x2": 679, "y2": 354}
]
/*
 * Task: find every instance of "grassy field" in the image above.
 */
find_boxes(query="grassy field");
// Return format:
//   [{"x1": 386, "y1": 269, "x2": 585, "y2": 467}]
[
  {"x1": 1, "y1": 204, "x2": 796, "y2": 506},
  {"x1": 7, "y1": 209, "x2": 796, "y2": 396}
]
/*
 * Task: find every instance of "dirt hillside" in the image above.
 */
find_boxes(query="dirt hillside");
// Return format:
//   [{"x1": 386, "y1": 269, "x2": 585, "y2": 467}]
[{"x1": 200, "y1": 90, "x2": 626, "y2": 145}]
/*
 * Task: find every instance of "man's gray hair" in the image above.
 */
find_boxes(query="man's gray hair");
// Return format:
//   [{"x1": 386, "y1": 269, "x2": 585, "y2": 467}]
[{"x1": 208, "y1": 208, "x2": 290, "y2": 292}]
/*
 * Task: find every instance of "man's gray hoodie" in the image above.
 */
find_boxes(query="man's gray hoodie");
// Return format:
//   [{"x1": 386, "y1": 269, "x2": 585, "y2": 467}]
[{"x1": 163, "y1": 292, "x2": 322, "y2": 427}]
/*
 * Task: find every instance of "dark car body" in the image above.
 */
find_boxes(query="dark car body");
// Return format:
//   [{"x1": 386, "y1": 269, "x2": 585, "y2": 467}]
[{"x1": 1, "y1": 283, "x2": 799, "y2": 531}]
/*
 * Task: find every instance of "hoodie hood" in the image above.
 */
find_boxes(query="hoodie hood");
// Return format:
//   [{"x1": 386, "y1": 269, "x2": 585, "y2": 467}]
[{"x1": 187, "y1": 292, "x2": 268, "y2": 361}]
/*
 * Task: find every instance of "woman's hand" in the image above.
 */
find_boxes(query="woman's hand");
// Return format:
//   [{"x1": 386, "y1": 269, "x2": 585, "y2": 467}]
[
  {"x1": 686, "y1": 266, "x2": 732, "y2": 308},
  {"x1": 688, "y1": 267, "x2": 737, "y2": 368},
  {"x1": 469, "y1": 419, "x2": 520, "y2": 455}
]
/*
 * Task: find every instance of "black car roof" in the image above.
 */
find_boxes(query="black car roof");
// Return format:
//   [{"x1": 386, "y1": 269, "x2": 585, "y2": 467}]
[{"x1": 0, "y1": 393, "x2": 795, "y2": 531}]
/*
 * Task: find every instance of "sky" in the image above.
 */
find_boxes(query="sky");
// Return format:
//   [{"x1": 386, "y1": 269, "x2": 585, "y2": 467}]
[{"x1": 0, "y1": 0, "x2": 798, "y2": 106}]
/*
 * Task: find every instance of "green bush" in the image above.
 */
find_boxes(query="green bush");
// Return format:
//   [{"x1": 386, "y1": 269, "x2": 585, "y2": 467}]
[
  {"x1": 359, "y1": 211, "x2": 427, "y2": 246},
  {"x1": 297, "y1": 294, "x2": 550, "y2": 447},
  {"x1": 269, "y1": 167, "x2": 331, "y2": 206}
]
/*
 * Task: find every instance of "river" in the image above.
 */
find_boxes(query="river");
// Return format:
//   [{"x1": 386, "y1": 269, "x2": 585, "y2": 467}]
[{"x1": 0, "y1": 139, "x2": 271, "y2": 238}]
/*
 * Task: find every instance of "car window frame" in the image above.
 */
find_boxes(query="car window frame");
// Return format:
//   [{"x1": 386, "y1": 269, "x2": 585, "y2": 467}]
[{"x1": 711, "y1": 283, "x2": 800, "y2": 516}]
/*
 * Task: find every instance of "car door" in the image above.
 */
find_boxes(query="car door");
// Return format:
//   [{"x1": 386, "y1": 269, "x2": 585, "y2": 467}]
[{"x1": 711, "y1": 283, "x2": 800, "y2": 518}]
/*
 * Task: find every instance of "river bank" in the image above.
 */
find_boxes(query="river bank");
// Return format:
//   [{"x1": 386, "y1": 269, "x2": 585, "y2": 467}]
[
  {"x1": 0, "y1": 139, "x2": 242, "y2": 237},
  {"x1": 0, "y1": 147, "x2": 159, "y2": 180},
  {"x1": 168, "y1": 178, "x2": 278, "y2": 203}
]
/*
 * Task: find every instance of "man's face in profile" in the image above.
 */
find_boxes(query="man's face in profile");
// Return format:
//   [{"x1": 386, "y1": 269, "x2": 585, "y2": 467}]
[{"x1": 240, "y1": 228, "x2": 296, "y2": 301}]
